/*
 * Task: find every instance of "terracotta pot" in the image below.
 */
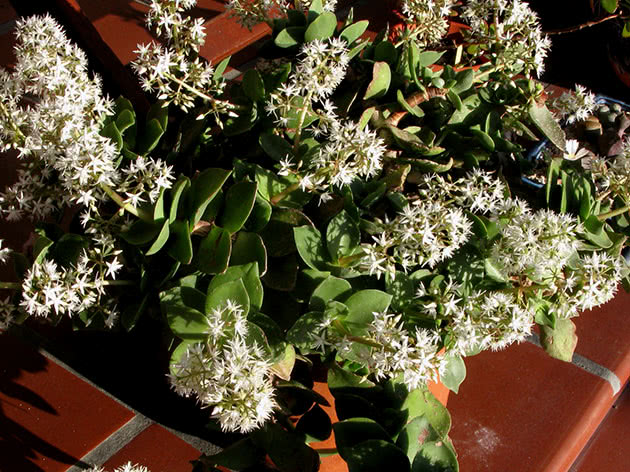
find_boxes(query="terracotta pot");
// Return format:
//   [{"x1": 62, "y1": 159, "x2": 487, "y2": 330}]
[{"x1": 308, "y1": 379, "x2": 450, "y2": 472}]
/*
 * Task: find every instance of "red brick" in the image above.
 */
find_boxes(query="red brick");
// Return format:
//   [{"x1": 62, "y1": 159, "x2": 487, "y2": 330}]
[
  {"x1": 448, "y1": 341, "x2": 616, "y2": 472},
  {"x1": 572, "y1": 288, "x2": 630, "y2": 385},
  {"x1": 0, "y1": 334, "x2": 134, "y2": 471},
  {"x1": 101, "y1": 424, "x2": 201, "y2": 472},
  {"x1": 570, "y1": 384, "x2": 630, "y2": 472}
]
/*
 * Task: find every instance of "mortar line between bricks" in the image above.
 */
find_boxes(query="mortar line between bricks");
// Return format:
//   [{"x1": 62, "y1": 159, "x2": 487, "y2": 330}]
[
  {"x1": 527, "y1": 333, "x2": 622, "y2": 394},
  {"x1": 65, "y1": 414, "x2": 154, "y2": 472}
]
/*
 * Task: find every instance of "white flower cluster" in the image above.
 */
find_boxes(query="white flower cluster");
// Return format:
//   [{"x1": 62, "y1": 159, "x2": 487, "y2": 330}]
[
  {"x1": 0, "y1": 239, "x2": 11, "y2": 265},
  {"x1": 280, "y1": 110, "x2": 386, "y2": 198},
  {"x1": 455, "y1": 291, "x2": 533, "y2": 353},
  {"x1": 0, "y1": 15, "x2": 119, "y2": 219},
  {"x1": 169, "y1": 300, "x2": 276, "y2": 433},
  {"x1": 552, "y1": 85, "x2": 597, "y2": 124},
  {"x1": 0, "y1": 296, "x2": 14, "y2": 331},
  {"x1": 226, "y1": 0, "x2": 337, "y2": 29},
  {"x1": 462, "y1": 0, "x2": 551, "y2": 77},
  {"x1": 20, "y1": 235, "x2": 122, "y2": 327},
  {"x1": 400, "y1": 0, "x2": 456, "y2": 45},
  {"x1": 556, "y1": 251, "x2": 624, "y2": 315},
  {"x1": 417, "y1": 169, "x2": 509, "y2": 215},
  {"x1": 133, "y1": 0, "x2": 225, "y2": 112},
  {"x1": 362, "y1": 312, "x2": 447, "y2": 391},
  {"x1": 490, "y1": 209, "x2": 582, "y2": 281},
  {"x1": 362, "y1": 200, "x2": 472, "y2": 278},
  {"x1": 88, "y1": 462, "x2": 150, "y2": 472},
  {"x1": 117, "y1": 156, "x2": 175, "y2": 208},
  {"x1": 267, "y1": 38, "x2": 350, "y2": 113}
]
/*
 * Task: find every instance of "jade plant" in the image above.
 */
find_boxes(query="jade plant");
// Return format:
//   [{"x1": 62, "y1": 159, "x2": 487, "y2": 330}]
[{"x1": 1, "y1": 1, "x2": 628, "y2": 471}]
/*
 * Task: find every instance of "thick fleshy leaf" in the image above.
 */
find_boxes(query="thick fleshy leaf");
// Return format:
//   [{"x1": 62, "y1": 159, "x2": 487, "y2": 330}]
[
  {"x1": 528, "y1": 102, "x2": 566, "y2": 151},
  {"x1": 417, "y1": 50, "x2": 444, "y2": 67},
  {"x1": 230, "y1": 232, "x2": 267, "y2": 275},
  {"x1": 120, "y1": 219, "x2": 162, "y2": 245},
  {"x1": 341, "y1": 20, "x2": 369, "y2": 44},
  {"x1": 251, "y1": 423, "x2": 319, "y2": 472},
  {"x1": 275, "y1": 26, "x2": 305, "y2": 48},
  {"x1": 100, "y1": 122, "x2": 123, "y2": 151},
  {"x1": 160, "y1": 286, "x2": 208, "y2": 340},
  {"x1": 364, "y1": 61, "x2": 391, "y2": 100},
  {"x1": 137, "y1": 118, "x2": 164, "y2": 155},
  {"x1": 440, "y1": 354, "x2": 466, "y2": 394},
  {"x1": 190, "y1": 168, "x2": 231, "y2": 226},
  {"x1": 411, "y1": 440, "x2": 459, "y2": 472},
  {"x1": 259, "y1": 132, "x2": 294, "y2": 162},
  {"x1": 207, "y1": 262, "x2": 263, "y2": 311},
  {"x1": 169, "y1": 176, "x2": 191, "y2": 224},
  {"x1": 328, "y1": 365, "x2": 375, "y2": 391},
  {"x1": 309, "y1": 276, "x2": 352, "y2": 311},
  {"x1": 326, "y1": 210, "x2": 361, "y2": 261},
  {"x1": 206, "y1": 278, "x2": 250, "y2": 316},
  {"x1": 166, "y1": 220, "x2": 193, "y2": 264},
  {"x1": 540, "y1": 318, "x2": 578, "y2": 362},
  {"x1": 344, "y1": 439, "x2": 411, "y2": 472},
  {"x1": 218, "y1": 181, "x2": 257, "y2": 233},
  {"x1": 260, "y1": 208, "x2": 312, "y2": 257},
  {"x1": 145, "y1": 219, "x2": 170, "y2": 256},
  {"x1": 344, "y1": 290, "x2": 392, "y2": 327},
  {"x1": 296, "y1": 404, "x2": 332, "y2": 442},
  {"x1": 245, "y1": 193, "x2": 273, "y2": 232},
  {"x1": 294, "y1": 225, "x2": 330, "y2": 271},
  {"x1": 242, "y1": 68, "x2": 266, "y2": 102},
  {"x1": 200, "y1": 438, "x2": 265, "y2": 470},
  {"x1": 333, "y1": 418, "x2": 392, "y2": 458},
  {"x1": 197, "y1": 225, "x2": 231, "y2": 275},
  {"x1": 401, "y1": 389, "x2": 451, "y2": 439},
  {"x1": 396, "y1": 416, "x2": 439, "y2": 462},
  {"x1": 286, "y1": 311, "x2": 328, "y2": 350},
  {"x1": 270, "y1": 344, "x2": 296, "y2": 380},
  {"x1": 304, "y1": 11, "x2": 337, "y2": 42}
]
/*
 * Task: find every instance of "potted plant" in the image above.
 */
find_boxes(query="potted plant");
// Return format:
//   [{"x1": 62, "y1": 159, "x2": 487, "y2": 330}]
[{"x1": 0, "y1": 1, "x2": 628, "y2": 471}]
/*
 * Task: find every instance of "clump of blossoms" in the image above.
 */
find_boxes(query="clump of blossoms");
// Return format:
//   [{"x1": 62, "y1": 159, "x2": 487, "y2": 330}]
[
  {"x1": 88, "y1": 463, "x2": 150, "y2": 472},
  {"x1": 361, "y1": 201, "x2": 472, "y2": 277},
  {"x1": 133, "y1": 0, "x2": 231, "y2": 116},
  {"x1": 226, "y1": 0, "x2": 337, "y2": 30},
  {"x1": 397, "y1": 0, "x2": 456, "y2": 46},
  {"x1": 20, "y1": 234, "x2": 123, "y2": 327},
  {"x1": 169, "y1": 300, "x2": 276, "y2": 433},
  {"x1": 0, "y1": 15, "x2": 174, "y2": 221},
  {"x1": 0, "y1": 15, "x2": 117, "y2": 220},
  {"x1": 552, "y1": 84, "x2": 598, "y2": 124},
  {"x1": 461, "y1": 0, "x2": 551, "y2": 77}
]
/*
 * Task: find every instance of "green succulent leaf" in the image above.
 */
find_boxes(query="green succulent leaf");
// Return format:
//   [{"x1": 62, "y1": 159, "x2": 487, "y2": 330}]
[
  {"x1": 326, "y1": 210, "x2": 361, "y2": 261},
  {"x1": 364, "y1": 62, "x2": 391, "y2": 100},
  {"x1": 145, "y1": 219, "x2": 170, "y2": 256},
  {"x1": 440, "y1": 354, "x2": 466, "y2": 394},
  {"x1": 411, "y1": 440, "x2": 459, "y2": 472},
  {"x1": 296, "y1": 404, "x2": 332, "y2": 442},
  {"x1": 309, "y1": 276, "x2": 352, "y2": 311},
  {"x1": 344, "y1": 289, "x2": 392, "y2": 327},
  {"x1": 206, "y1": 278, "x2": 250, "y2": 317},
  {"x1": 341, "y1": 20, "x2": 369, "y2": 44},
  {"x1": 218, "y1": 181, "x2": 257, "y2": 233},
  {"x1": 200, "y1": 438, "x2": 265, "y2": 470},
  {"x1": 190, "y1": 168, "x2": 232, "y2": 226},
  {"x1": 396, "y1": 416, "x2": 439, "y2": 462},
  {"x1": 169, "y1": 176, "x2": 191, "y2": 224},
  {"x1": 259, "y1": 132, "x2": 294, "y2": 162},
  {"x1": 166, "y1": 219, "x2": 193, "y2": 264},
  {"x1": 294, "y1": 225, "x2": 330, "y2": 271},
  {"x1": 230, "y1": 232, "x2": 268, "y2": 275},
  {"x1": 137, "y1": 118, "x2": 164, "y2": 155},
  {"x1": 242, "y1": 68, "x2": 266, "y2": 102},
  {"x1": 304, "y1": 11, "x2": 337, "y2": 42},
  {"x1": 401, "y1": 389, "x2": 451, "y2": 439},
  {"x1": 417, "y1": 50, "x2": 444, "y2": 67},
  {"x1": 197, "y1": 225, "x2": 232, "y2": 275},
  {"x1": 275, "y1": 26, "x2": 305, "y2": 48},
  {"x1": 207, "y1": 262, "x2": 263, "y2": 312},
  {"x1": 160, "y1": 286, "x2": 209, "y2": 340},
  {"x1": 344, "y1": 439, "x2": 411, "y2": 472},
  {"x1": 528, "y1": 102, "x2": 566, "y2": 151},
  {"x1": 540, "y1": 318, "x2": 578, "y2": 362}
]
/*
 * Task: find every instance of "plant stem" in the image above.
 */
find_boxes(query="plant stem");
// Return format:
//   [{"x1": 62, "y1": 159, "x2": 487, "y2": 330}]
[
  {"x1": 597, "y1": 204, "x2": 630, "y2": 221},
  {"x1": 0, "y1": 282, "x2": 21, "y2": 290},
  {"x1": 101, "y1": 280, "x2": 136, "y2": 286},
  {"x1": 270, "y1": 182, "x2": 300, "y2": 205},
  {"x1": 99, "y1": 183, "x2": 153, "y2": 222},
  {"x1": 545, "y1": 13, "x2": 624, "y2": 35},
  {"x1": 292, "y1": 91, "x2": 314, "y2": 155},
  {"x1": 164, "y1": 73, "x2": 237, "y2": 111}
]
